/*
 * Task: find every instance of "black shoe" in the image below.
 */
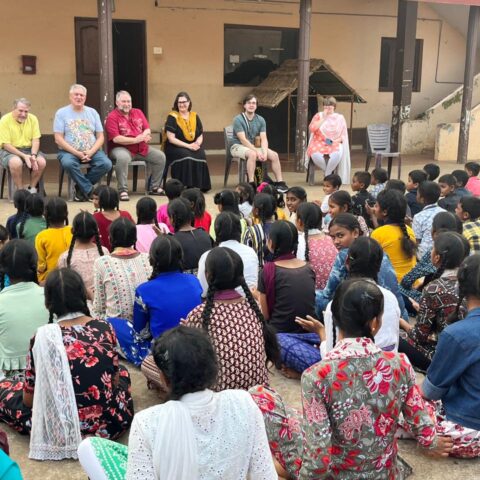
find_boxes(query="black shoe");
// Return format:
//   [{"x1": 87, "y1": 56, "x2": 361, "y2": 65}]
[
  {"x1": 275, "y1": 181, "x2": 289, "y2": 194},
  {"x1": 73, "y1": 186, "x2": 86, "y2": 202}
]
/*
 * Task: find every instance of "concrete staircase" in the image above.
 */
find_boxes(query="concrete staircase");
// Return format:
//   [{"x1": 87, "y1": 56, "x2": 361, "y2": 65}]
[{"x1": 400, "y1": 73, "x2": 480, "y2": 159}]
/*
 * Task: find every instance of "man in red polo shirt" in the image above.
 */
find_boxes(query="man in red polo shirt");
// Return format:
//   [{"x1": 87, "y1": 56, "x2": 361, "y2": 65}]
[{"x1": 106, "y1": 91, "x2": 166, "y2": 200}]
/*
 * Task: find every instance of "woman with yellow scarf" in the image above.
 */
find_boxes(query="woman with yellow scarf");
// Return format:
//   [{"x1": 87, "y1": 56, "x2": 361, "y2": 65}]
[{"x1": 164, "y1": 92, "x2": 211, "y2": 191}]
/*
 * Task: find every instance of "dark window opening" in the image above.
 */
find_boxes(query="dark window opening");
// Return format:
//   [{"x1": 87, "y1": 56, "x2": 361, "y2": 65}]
[
  {"x1": 224, "y1": 24, "x2": 299, "y2": 86},
  {"x1": 379, "y1": 37, "x2": 423, "y2": 92}
]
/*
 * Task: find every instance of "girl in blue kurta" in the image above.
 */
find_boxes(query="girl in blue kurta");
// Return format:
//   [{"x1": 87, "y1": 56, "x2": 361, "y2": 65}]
[{"x1": 109, "y1": 235, "x2": 203, "y2": 365}]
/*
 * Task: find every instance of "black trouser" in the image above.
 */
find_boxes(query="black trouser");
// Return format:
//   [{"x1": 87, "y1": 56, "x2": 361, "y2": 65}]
[{"x1": 398, "y1": 337, "x2": 431, "y2": 372}]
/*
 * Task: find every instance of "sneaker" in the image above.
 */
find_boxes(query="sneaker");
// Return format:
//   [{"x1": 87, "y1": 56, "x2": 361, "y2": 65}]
[
  {"x1": 27, "y1": 186, "x2": 37, "y2": 194},
  {"x1": 275, "y1": 181, "x2": 289, "y2": 194}
]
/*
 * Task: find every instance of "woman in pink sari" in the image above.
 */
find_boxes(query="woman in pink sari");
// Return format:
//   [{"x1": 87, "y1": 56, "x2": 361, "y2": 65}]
[{"x1": 306, "y1": 96, "x2": 350, "y2": 184}]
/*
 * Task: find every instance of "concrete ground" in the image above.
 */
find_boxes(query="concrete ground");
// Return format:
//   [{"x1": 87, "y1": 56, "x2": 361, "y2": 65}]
[{"x1": 2, "y1": 152, "x2": 479, "y2": 479}]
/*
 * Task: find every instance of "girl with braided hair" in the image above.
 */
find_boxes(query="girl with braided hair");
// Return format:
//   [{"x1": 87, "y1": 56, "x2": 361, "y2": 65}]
[
  {"x1": 184, "y1": 247, "x2": 278, "y2": 391},
  {"x1": 16, "y1": 193, "x2": 45, "y2": 243},
  {"x1": 296, "y1": 202, "x2": 336, "y2": 289},
  {"x1": 57, "y1": 211, "x2": 108, "y2": 301},
  {"x1": 0, "y1": 268, "x2": 133, "y2": 446},
  {"x1": 399, "y1": 232, "x2": 469, "y2": 371},
  {"x1": 242, "y1": 192, "x2": 277, "y2": 267},
  {"x1": 92, "y1": 217, "x2": 151, "y2": 322},
  {"x1": 168, "y1": 197, "x2": 213, "y2": 273},
  {"x1": 6, "y1": 189, "x2": 30, "y2": 239},
  {"x1": 35, "y1": 197, "x2": 72, "y2": 284},
  {"x1": 0, "y1": 240, "x2": 49, "y2": 376},
  {"x1": 251, "y1": 277, "x2": 452, "y2": 480},
  {"x1": 112, "y1": 235, "x2": 202, "y2": 367},
  {"x1": 371, "y1": 188, "x2": 417, "y2": 282}
]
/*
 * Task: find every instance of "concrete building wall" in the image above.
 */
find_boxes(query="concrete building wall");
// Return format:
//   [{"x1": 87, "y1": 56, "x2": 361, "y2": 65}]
[{"x1": 0, "y1": 0, "x2": 469, "y2": 141}]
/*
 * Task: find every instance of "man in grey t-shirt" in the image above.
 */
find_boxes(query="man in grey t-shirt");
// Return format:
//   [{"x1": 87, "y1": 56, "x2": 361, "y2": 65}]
[
  {"x1": 54, "y1": 84, "x2": 112, "y2": 201},
  {"x1": 231, "y1": 94, "x2": 288, "y2": 193}
]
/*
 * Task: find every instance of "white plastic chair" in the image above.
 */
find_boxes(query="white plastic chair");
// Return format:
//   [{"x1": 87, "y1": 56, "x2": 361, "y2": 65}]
[{"x1": 365, "y1": 124, "x2": 401, "y2": 179}]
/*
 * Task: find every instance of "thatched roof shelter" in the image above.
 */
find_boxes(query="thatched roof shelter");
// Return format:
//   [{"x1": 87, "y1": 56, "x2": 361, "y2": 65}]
[{"x1": 251, "y1": 58, "x2": 366, "y2": 108}]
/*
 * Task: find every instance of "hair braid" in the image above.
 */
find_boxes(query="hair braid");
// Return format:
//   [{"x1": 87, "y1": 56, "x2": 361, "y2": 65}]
[
  {"x1": 304, "y1": 229, "x2": 310, "y2": 262},
  {"x1": 398, "y1": 221, "x2": 416, "y2": 258},
  {"x1": 448, "y1": 294, "x2": 465, "y2": 324},
  {"x1": 201, "y1": 285, "x2": 216, "y2": 332},
  {"x1": 66, "y1": 234, "x2": 76, "y2": 268},
  {"x1": 241, "y1": 278, "x2": 280, "y2": 367},
  {"x1": 94, "y1": 230, "x2": 104, "y2": 257},
  {"x1": 17, "y1": 212, "x2": 29, "y2": 239},
  {"x1": 0, "y1": 273, "x2": 5, "y2": 291},
  {"x1": 48, "y1": 311, "x2": 54, "y2": 324}
]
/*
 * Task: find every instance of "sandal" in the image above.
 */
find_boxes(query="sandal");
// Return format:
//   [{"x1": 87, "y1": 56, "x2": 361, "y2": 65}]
[
  {"x1": 149, "y1": 187, "x2": 166, "y2": 196},
  {"x1": 119, "y1": 191, "x2": 130, "y2": 201}
]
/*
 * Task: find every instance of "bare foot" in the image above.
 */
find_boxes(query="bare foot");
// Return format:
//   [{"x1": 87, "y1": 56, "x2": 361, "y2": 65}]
[{"x1": 280, "y1": 365, "x2": 302, "y2": 380}]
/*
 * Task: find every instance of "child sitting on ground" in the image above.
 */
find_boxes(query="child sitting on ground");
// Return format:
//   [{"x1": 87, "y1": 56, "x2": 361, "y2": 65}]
[
  {"x1": 320, "y1": 173, "x2": 341, "y2": 230},
  {"x1": 452, "y1": 169, "x2": 472, "y2": 199},
  {"x1": 17, "y1": 194, "x2": 46, "y2": 244},
  {"x1": 181, "y1": 187, "x2": 211, "y2": 232},
  {"x1": 296, "y1": 202, "x2": 337, "y2": 289},
  {"x1": 257, "y1": 182, "x2": 287, "y2": 221},
  {"x1": 328, "y1": 190, "x2": 370, "y2": 236},
  {"x1": 6, "y1": 190, "x2": 29, "y2": 239},
  {"x1": 371, "y1": 189, "x2": 417, "y2": 282},
  {"x1": 350, "y1": 170, "x2": 374, "y2": 224},
  {"x1": 412, "y1": 181, "x2": 445, "y2": 259},
  {"x1": 399, "y1": 232, "x2": 469, "y2": 371},
  {"x1": 58, "y1": 211, "x2": 108, "y2": 300},
  {"x1": 369, "y1": 167, "x2": 388, "y2": 199},
  {"x1": 135, "y1": 197, "x2": 169, "y2": 253},
  {"x1": 456, "y1": 196, "x2": 480, "y2": 253},
  {"x1": 35, "y1": 197, "x2": 72, "y2": 284},
  {"x1": 235, "y1": 182, "x2": 255, "y2": 218},
  {"x1": 285, "y1": 186, "x2": 307, "y2": 224},
  {"x1": 157, "y1": 178, "x2": 183, "y2": 232},
  {"x1": 94, "y1": 187, "x2": 134, "y2": 251},
  {"x1": 465, "y1": 161, "x2": 480, "y2": 196},
  {"x1": 423, "y1": 162, "x2": 440, "y2": 181},
  {"x1": 406, "y1": 169, "x2": 428, "y2": 217},
  {"x1": 438, "y1": 174, "x2": 460, "y2": 213}
]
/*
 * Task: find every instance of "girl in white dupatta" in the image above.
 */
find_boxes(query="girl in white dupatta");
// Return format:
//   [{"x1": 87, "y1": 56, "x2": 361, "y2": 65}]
[
  {"x1": 305, "y1": 96, "x2": 351, "y2": 185},
  {"x1": 78, "y1": 326, "x2": 277, "y2": 480}
]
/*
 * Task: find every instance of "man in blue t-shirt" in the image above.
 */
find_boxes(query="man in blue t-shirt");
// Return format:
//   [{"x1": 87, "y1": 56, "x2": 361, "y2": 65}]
[
  {"x1": 231, "y1": 94, "x2": 288, "y2": 193},
  {"x1": 54, "y1": 84, "x2": 112, "y2": 201}
]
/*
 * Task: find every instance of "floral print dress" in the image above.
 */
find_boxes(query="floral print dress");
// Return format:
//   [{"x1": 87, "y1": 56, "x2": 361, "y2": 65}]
[
  {"x1": 0, "y1": 319, "x2": 133, "y2": 439},
  {"x1": 250, "y1": 338, "x2": 437, "y2": 479}
]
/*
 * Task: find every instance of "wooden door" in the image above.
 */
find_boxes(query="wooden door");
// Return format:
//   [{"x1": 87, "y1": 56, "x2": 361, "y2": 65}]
[{"x1": 74, "y1": 18, "x2": 101, "y2": 113}]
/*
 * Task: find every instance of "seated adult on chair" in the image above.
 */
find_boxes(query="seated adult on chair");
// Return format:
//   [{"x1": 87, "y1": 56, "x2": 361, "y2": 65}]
[
  {"x1": 231, "y1": 94, "x2": 288, "y2": 193},
  {"x1": 164, "y1": 91, "x2": 211, "y2": 192},
  {"x1": 0, "y1": 98, "x2": 47, "y2": 193},
  {"x1": 53, "y1": 84, "x2": 112, "y2": 202},
  {"x1": 105, "y1": 90, "x2": 166, "y2": 201},
  {"x1": 305, "y1": 96, "x2": 350, "y2": 185}
]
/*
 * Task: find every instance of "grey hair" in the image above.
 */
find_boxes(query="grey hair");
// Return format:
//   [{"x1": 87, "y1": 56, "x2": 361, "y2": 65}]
[
  {"x1": 116, "y1": 90, "x2": 131, "y2": 101},
  {"x1": 13, "y1": 98, "x2": 31, "y2": 108},
  {"x1": 69, "y1": 84, "x2": 87, "y2": 94}
]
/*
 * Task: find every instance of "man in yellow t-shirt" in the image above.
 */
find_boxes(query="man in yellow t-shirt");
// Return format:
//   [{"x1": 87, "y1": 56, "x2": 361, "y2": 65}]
[{"x1": 0, "y1": 98, "x2": 47, "y2": 192}]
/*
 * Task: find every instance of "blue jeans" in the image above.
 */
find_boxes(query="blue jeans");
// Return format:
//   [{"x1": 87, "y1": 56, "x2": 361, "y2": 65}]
[{"x1": 58, "y1": 150, "x2": 112, "y2": 195}]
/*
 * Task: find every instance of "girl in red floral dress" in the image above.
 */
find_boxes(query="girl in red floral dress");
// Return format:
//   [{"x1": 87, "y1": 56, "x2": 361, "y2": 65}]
[
  {"x1": 251, "y1": 278, "x2": 452, "y2": 479},
  {"x1": 0, "y1": 268, "x2": 133, "y2": 442}
]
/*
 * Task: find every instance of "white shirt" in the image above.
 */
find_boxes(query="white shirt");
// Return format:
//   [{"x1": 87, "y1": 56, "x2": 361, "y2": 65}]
[
  {"x1": 239, "y1": 202, "x2": 253, "y2": 218},
  {"x1": 126, "y1": 389, "x2": 277, "y2": 480},
  {"x1": 197, "y1": 240, "x2": 259, "y2": 296},
  {"x1": 321, "y1": 284, "x2": 400, "y2": 358}
]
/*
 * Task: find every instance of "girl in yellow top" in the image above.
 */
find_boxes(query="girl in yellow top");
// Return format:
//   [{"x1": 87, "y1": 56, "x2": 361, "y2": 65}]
[
  {"x1": 254, "y1": 182, "x2": 287, "y2": 223},
  {"x1": 371, "y1": 189, "x2": 416, "y2": 282},
  {"x1": 35, "y1": 197, "x2": 72, "y2": 283}
]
